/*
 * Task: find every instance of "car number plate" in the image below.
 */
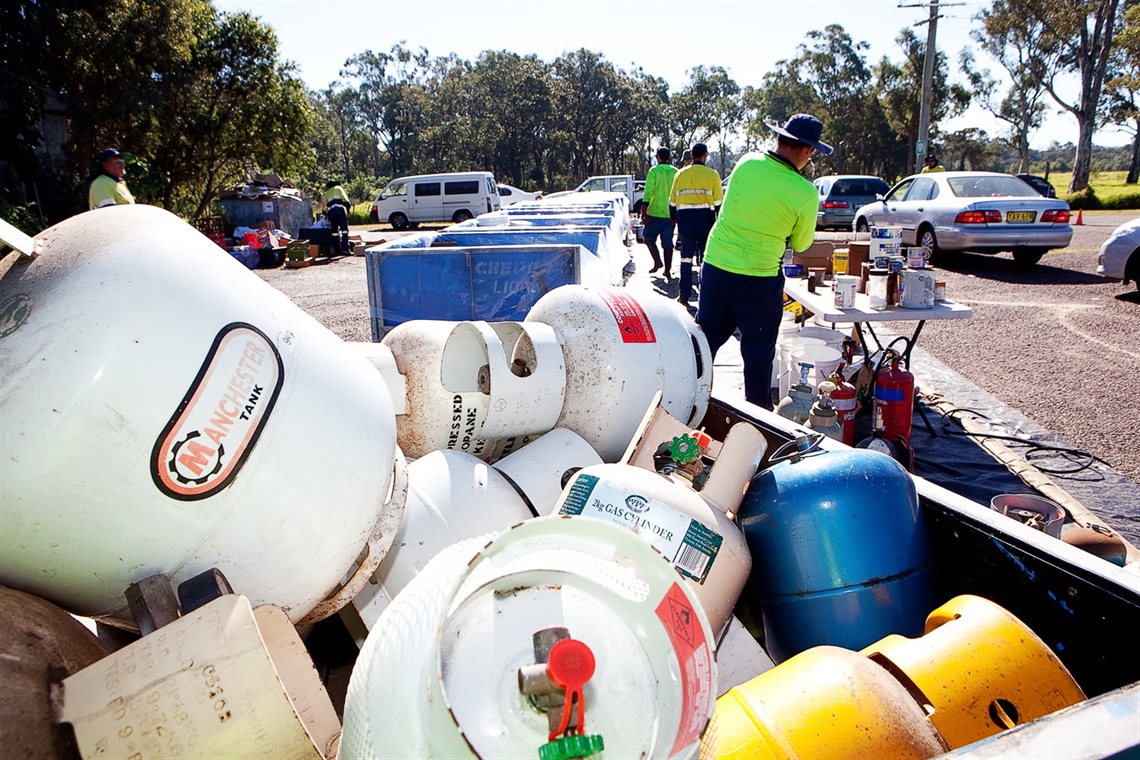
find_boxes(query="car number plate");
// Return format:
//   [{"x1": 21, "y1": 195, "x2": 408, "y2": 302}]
[{"x1": 1006, "y1": 210, "x2": 1036, "y2": 222}]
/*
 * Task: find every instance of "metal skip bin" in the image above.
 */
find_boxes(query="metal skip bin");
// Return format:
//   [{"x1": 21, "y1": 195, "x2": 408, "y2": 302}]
[
  {"x1": 0, "y1": 205, "x2": 406, "y2": 626},
  {"x1": 338, "y1": 516, "x2": 717, "y2": 760}
]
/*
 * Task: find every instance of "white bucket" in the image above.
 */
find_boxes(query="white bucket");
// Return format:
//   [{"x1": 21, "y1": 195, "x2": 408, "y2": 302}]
[
  {"x1": 772, "y1": 314, "x2": 801, "y2": 392},
  {"x1": 797, "y1": 326, "x2": 845, "y2": 353},
  {"x1": 869, "y1": 225, "x2": 903, "y2": 261},
  {"x1": 339, "y1": 517, "x2": 716, "y2": 759},
  {"x1": 781, "y1": 337, "x2": 826, "y2": 399},
  {"x1": 791, "y1": 344, "x2": 843, "y2": 396},
  {"x1": 0, "y1": 206, "x2": 405, "y2": 625},
  {"x1": 525, "y1": 286, "x2": 712, "y2": 462}
]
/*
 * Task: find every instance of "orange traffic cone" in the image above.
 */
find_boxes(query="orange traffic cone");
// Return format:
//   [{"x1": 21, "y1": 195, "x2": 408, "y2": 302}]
[{"x1": 1075, "y1": 209, "x2": 1083, "y2": 225}]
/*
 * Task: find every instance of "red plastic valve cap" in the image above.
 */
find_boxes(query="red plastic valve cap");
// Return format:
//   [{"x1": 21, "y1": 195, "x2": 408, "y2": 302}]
[{"x1": 547, "y1": 638, "x2": 595, "y2": 689}]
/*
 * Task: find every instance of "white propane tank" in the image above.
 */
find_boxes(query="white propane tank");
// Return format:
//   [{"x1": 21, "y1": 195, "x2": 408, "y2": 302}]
[
  {"x1": 525, "y1": 286, "x2": 712, "y2": 461},
  {"x1": 0, "y1": 205, "x2": 406, "y2": 625},
  {"x1": 338, "y1": 516, "x2": 716, "y2": 760},
  {"x1": 348, "y1": 428, "x2": 603, "y2": 631},
  {"x1": 551, "y1": 422, "x2": 763, "y2": 640},
  {"x1": 382, "y1": 319, "x2": 566, "y2": 461}
]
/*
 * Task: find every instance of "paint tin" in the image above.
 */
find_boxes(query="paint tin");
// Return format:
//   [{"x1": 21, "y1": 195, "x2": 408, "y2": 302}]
[
  {"x1": 900, "y1": 268, "x2": 936, "y2": 309},
  {"x1": 832, "y1": 250, "x2": 849, "y2": 276},
  {"x1": 906, "y1": 247, "x2": 926, "y2": 269}
]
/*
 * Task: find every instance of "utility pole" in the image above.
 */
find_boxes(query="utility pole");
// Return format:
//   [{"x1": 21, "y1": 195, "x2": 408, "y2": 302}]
[{"x1": 900, "y1": 0, "x2": 961, "y2": 172}]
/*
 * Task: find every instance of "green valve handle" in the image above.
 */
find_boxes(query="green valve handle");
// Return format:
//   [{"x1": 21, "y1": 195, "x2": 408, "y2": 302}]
[
  {"x1": 538, "y1": 733, "x2": 605, "y2": 760},
  {"x1": 668, "y1": 431, "x2": 709, "y2": 465}
]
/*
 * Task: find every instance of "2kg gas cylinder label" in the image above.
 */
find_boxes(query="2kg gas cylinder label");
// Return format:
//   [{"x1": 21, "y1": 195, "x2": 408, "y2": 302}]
[
  {"x1": 598, "y1": 290, "x2": 656, "y2": 343},
  {"x1": 151, "y1": 323, "x2": 284, "y2": 501},
  {"x1": 559, "y1": 474, "x2": 722, "y2": 584}
]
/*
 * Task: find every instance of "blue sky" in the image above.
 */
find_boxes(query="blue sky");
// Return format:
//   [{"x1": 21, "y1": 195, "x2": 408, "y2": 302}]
[{"x1": 216, "y1": 0, "x2": 1131, "y2": 150}]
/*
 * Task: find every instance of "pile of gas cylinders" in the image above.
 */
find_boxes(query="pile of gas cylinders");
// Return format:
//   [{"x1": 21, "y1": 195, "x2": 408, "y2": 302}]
[{"x1": 0, "y1": 206, "x2": 1087, "y2": 759}]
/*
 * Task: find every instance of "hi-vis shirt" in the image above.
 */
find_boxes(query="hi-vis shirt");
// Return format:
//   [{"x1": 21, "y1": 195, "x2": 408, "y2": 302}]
[
  {"x1": 88, "y1": 174, "x2": 135, "y2": 209},
  {"x1": 669, "y1": 163, "x2": 723, "y2": 217},
  {"x1": 704, "y1": 151, "x2": 817, "y2": 277}
]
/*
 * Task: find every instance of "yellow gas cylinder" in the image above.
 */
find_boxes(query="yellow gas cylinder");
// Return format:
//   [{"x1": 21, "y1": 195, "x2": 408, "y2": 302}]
[
  {"x1": 712, "y1": 646, "x2": 947, "y2": 760},
  {"x1": 861, "y1": 594, "x2": 1087, "y2": 749}
]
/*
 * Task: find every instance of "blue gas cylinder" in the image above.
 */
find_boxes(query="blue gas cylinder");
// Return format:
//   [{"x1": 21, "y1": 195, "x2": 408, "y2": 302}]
[{"x1": 737, "y1": 442, "x2": 935, "y2": 663}]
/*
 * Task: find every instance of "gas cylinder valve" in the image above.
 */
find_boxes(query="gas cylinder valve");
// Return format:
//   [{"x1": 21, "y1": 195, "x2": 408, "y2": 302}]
[{"x1": 518, "y1": 628, "x2": 605, "y2": 760}]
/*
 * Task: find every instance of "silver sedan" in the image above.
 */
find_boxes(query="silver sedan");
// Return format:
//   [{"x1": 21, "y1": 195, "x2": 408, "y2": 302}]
[{"x1": 853, "y1": 171, "x2": 1073, "y2": 266}]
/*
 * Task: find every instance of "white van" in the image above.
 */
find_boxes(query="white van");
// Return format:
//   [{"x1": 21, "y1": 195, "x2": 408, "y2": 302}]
[{"x1": 370, "y1": 172, "x2": 500, "y2": 229}]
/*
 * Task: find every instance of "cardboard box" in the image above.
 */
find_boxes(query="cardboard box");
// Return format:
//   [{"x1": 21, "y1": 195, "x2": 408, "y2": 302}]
[{"x1": 793, "y1": 240, "x2": 836, "y2": 274}]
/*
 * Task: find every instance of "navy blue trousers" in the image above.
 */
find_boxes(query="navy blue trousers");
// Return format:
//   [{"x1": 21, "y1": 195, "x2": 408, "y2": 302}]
[
  {"x1": 696, "y1": 262, "x2": 785, "y2": 409},
  {"x1": 676, "y1": 209, "x2": 715, "y2": 302}
]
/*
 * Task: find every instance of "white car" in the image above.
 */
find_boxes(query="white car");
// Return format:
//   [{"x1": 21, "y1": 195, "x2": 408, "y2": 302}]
[
  {"x1": 497, "y1": 184, "x2": 542, "y2": 206},
  {"x1": 1097, "y1": 217, "x2": 1140, "y2": 290}
]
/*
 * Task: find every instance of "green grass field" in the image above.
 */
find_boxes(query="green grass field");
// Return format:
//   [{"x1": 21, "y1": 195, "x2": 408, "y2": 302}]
[{"x1": 1047, "y1": 170, "x2": 1140, "y2": 208}]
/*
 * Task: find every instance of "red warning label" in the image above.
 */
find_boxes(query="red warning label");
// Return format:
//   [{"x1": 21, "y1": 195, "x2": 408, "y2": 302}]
[
  {"x1": 599, "y1": 290, "x2": 656, "y2": 344},
  {"x1": 656, "y1": 582, "x2": 712, "y2": 756}
]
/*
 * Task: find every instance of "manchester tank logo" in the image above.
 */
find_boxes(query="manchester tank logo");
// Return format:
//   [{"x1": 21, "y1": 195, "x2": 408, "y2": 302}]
[
  {"x1": 625, "y1": 494, "x2": 650, "y2": 513},
  {"x1": 151, "y1": 323, "x2": 284, "y2": 500}
]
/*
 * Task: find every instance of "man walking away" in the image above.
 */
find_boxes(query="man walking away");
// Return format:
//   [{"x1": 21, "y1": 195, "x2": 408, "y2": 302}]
[
  {"x1": 322, "y1": 179, "x2": 352, "y2": 255},
  {"x1": 696, "y1": 114, "x2": 832, "y2": 410},
  {"x1": 88, "y1": 148, "x2": 135, "y2": 210},
  {"x1": 642, "y1": 147, "x2": 678, "y2": 278},
  {"x1": 669, "y1": 143, "x2": 722, "y2": 305}
]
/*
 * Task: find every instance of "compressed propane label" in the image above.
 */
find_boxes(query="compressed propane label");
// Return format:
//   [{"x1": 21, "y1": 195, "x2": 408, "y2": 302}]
[
  {"x1": 655, "y1": 582, "x2": 712, "y2": 756},
  {"x1": 598, "y1": 290, "x2": 656, "y2": 343},
  {"x1": 151, "y1": 323, "x2": 284, "y2": 500},
  {"x1": 558, "y1": 474, "x2": 722, "y2": 584}
]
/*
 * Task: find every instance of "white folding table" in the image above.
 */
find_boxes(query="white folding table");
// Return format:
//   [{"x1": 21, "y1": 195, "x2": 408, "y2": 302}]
[{"x1": 783, "y1": 276, "x2": 973, "y2": 366}]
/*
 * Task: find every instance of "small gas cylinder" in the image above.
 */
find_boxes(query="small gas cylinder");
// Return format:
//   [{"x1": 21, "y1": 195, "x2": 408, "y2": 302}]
[
  {"x1": 382, "y1": 319, "x2": 566, "y2": 461},
  {"x1": 339, "y1": 517, "x2": 716, "y2": 760},
  {"x1": 714, "y1": 646, "x2": 947, "y2": 760},
  {"x1": 551, "y1": 423, "x2": 760, "y2": 639},
  {"x1": 861, "y1": 594, "x2": 1086, "y2": 749},
  {"x1": 736, "y1": 442, "x2": 936, "y2": 662},
  {"x1": 874, "y1": 354, "x2": 915, "y2": 442},
  {"x1": 805, "y1": 382, "x2": 843, "y2": 441},
  {"x1": 0, "y1": 206, "x2": 405, "y2": 625},
  {"x1": 525, "y1": 286, "x2": 712, "y2": 461},
  {"x1": 827, "y1": 366, "x2": 858, "y2": 446},
  {"x1": 350, "y1": 428, "x2": 603, "y2": 630},
  {"x1": 776, "y1": 364, "x2": 815, "y2": 425}
]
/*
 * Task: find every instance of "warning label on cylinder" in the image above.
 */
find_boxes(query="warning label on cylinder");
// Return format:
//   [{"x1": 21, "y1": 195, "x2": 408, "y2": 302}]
[
  {"x1": 656, "y1": 582, "x2": 712, "y2": 756},
  {"x1": 151, "y1": 323, "x2": 284, "y2": 500},
  {"x1": 558, "y1": 474, "x2": 722, "y2": 584},
  {"x1": 598, "y1": 290, "x2": 656, "y2": 344}
]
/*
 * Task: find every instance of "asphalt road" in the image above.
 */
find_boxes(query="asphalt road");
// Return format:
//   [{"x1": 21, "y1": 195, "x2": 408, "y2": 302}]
[{"x1": 255, "y1": 210, "x2": 1140, "y2": 539}]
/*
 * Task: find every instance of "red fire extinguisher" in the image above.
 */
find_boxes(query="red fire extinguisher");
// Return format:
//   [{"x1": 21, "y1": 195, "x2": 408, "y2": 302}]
[
  {"x1": 826, "y1": 365, "x2": 858, "y2": 446},
  {"x1": 873, "y1": 353, "x2": 914, "y2": 443}
]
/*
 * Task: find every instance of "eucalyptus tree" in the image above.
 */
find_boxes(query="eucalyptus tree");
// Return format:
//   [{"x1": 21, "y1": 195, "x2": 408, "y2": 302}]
[
  {"x1": 311, "y1": 84, "x2": 364, "y2": 185},
  {"x1": 549, "y1": 49, "x2": 626, "y2": 180},
  {"x1": 143, "y1": 8, "x2": 312, "y2": 218},
  {"x1": 466, "y1": 51, "x2": 555, "y2": 187},
  {"x1": 343, "y1": 43, "x2": 435, "y2": 177},
  {"x1": 1105, "y1": 3, "x2": 1140, "y2": 183},
  {"x1": 979, "y1": 0, "x2": 1124, "y2": 192},
  {"x1": 668, "y1": 66, "x2": 742, "y2": 176},
  {"x1": 960, "y1": 10, "x2": 1052, "y2": 173},
  {"x1": 875, "y1": 28, "x2": 970, "y2": 175}
]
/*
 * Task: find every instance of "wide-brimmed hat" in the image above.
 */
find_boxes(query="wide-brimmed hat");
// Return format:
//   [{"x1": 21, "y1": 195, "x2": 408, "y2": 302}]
[{"x1": 768, "y1": 114, "x2": 833, "y2": 155}]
